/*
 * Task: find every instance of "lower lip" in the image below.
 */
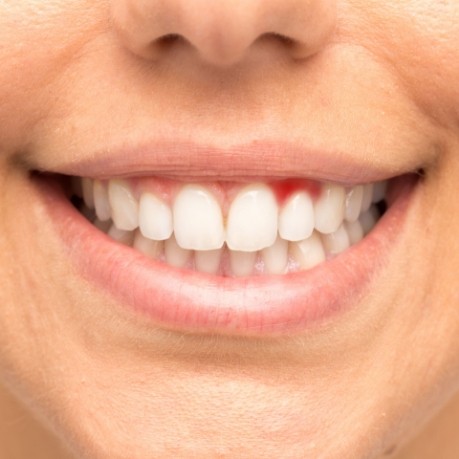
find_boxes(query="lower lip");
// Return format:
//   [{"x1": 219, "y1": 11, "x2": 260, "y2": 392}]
[{"x1": 36, "y1": 175, "x2": 417, "y2": 336}]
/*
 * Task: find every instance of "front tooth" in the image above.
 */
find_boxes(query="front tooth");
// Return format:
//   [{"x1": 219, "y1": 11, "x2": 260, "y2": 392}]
[
  {"x1": 195, "y1": 249, "x2": 222, "y2": 274},
  {"x1": 314, "y1": 183, "x2": 345, "y2": 234},
  {"x1": 165, "y1": 235, "x2": 192, "y2": 268},
  {"x1": 360, "y1": 184, "x2": 374, "y2": 213},
  {"x1": 230, "y1": 250, "x2": 257, "y2": 277},
  {"x1": 173, "y1": 185, "x2": 225, "y2": 250},
  {"x1": 93, "y1": 180, "x2": 111, "y2": 222},
  {"x1": 278, "y1": 192, "x2": 314, "y2": 242},
  {"x1": 262, "y1": 237, "x2": 289, "y2": 274},
  {"x1": 139, "y1": 193, "x2": 173, "y2": 241},
  {"x1": 133, "y1": 231, "x2": 164, "y2": 259},
  {"x1": 226, "y1": 183, "x2": 278, "y2": 252},
  {"x1": 321, "y1": 224, "x2": 350, "y2": 255},
  {"x1": 82, "y1": 178, "x2": 95, "y2": 209},
  {"x1": 108, "y1": 180, "x2": 139, "y2": 231},
  {"x1": 344, "y1": 185, "x2": 364, "y2": 223},
  {"x1": 291, "y1": 232, "x2": 326, "y2": 270}
]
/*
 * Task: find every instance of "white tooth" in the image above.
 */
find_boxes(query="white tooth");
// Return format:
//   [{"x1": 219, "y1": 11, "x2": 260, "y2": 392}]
[
  {"x1": 314, "y1": 183, "x2": 346, "y2": 234},
  {"x1": 133, "y1": 231, "x2": 163, "y2": 259},
  {"x1": 360, "y1": 184, "x2": 374, "y2": 213},
  {"x1": 195, "y1": 249, "x2": 222, "y2": 274},
  {"x1": 372, "y1": 181, "x2": 388, "y2": 203},
  {"x1": 139, "y1": 193, "x2": 173, "y2": 241},
  {"x1": 107, "y1": 225, "x2": 134, "y2": 246},
  {"x1": 226, "y1": 183, "x2": 278, "y2": 251},
  {"x1": 360, "y1": 206, "x2": 380, "y2": 235},
  {"x1": 291, "y1": 232, "x2": 326, "y2": 270},
  {"x1": 230, "y1": 250, "x2": 257, "y2": 277},
  {"x1": 344, "y1": 220, "x2": 364, "y2": 245},
  {"x1": 108, "y1": 180, "x2": 139, "y2": 231},
  {"x1": 321, "y1": 224, "x2": 350, "y2": 255},
  {"x1": 93, "y1": 218, "x2": 112, "y2": 233},
  {"x1": 278, "y1": 192, "x2": 314, "y2": 242},
  {"x1": 344, "y1": 185, "x2": 364, "y2": 223},
  {"x1": 82, "y1": 178, "x2": 95, "y2": 209},
  {"x1": 262, "y1": 237, "x2": 289, "y2": 274},
  {"x1": 165, "y1": 235, "x2": 191, "y2": 268},
  {"x1": 93, "y1": 180, "x2": 111, "y2": 222},
  {"x1": 173, "y1": 185, "x2": 224, "y2": 250}
]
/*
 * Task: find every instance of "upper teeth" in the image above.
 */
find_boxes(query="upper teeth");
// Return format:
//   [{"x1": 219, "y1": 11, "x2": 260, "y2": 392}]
[
  {"x1": 226, "y1": 183, "x2": 278, "y2": 251},
  {"x1": 76, "y1": 177, "x2": 387, "y2": 276}
]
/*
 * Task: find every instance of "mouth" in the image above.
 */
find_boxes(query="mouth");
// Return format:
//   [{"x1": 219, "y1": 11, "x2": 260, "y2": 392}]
[
  {"x1": 72, "y1": 176, "x2": 389, "y2": 276},
  {"x1": 33, "y1": 142, "x2": 420, "y2": 336}
]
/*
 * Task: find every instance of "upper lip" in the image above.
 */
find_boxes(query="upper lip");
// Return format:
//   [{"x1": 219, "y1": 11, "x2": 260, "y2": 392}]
[{"x1": 43, "y1": 139, "x2": 420, "y2": 185}]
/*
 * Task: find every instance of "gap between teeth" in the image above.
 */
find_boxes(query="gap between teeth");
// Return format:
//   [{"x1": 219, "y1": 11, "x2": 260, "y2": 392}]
[{"x1": 78, "y1": 178, "x2": 387, "y2": 277}]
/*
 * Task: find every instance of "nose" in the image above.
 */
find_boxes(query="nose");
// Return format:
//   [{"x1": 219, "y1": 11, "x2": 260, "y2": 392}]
[{"x1": 111, "y1": 0, "x2": 337, "y2": 66}]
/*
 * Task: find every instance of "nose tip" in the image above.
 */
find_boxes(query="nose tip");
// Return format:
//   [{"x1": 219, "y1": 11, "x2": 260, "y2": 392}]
[{"x1": 111, "y1": 0, "x2": 337, "y2": 67}]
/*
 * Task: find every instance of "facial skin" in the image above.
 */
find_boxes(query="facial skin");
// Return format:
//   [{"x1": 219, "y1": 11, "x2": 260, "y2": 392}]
[{"x1": 0, "y1": 1, "x2": 459, "y2": 458}]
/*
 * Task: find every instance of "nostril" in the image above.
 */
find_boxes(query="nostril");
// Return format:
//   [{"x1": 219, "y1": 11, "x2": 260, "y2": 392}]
[
  {"x1": 263, "y1": 32, "x2": 296, "y2": 47},
  {"x1": 154, "y1": 33, "x2": 185, "y2": 53},
  {"x1": 255, "y1": 32, "x2": 298, "y2": 54},
  {"x1": 157, "y1": 34, "x2": 183, "y2": 46}
]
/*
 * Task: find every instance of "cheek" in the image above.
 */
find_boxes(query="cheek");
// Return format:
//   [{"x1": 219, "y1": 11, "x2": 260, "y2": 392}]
[
  {"x1": 377, "y1": 2, "x2": 459, "y2": 128},
  {"x1": 0, "y1": 1, "x2": 107, "y2": 149}
]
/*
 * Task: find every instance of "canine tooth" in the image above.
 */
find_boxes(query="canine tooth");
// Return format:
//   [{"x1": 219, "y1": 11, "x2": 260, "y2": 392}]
[
  {"x1": 107, "y1": 225, "x2": 135, "y2": 246},
  {"x1": 291, "y1": 232, "x2": 326, "y2": 270},
  {"x1": 344, "y1": 220, "x2": 364, "y2": 245},
  {"x1": 93, "y1": 180, "x2": 111, "y2": 221},
  {"x1": 344, "y1": 185, "x2": 364, "y2": 223},
  {"x1": 165, "y1": 235, "x2": 192, "y2": 268},
  {"x1": 360, "y1": 206, "x2": 380, "y2": 235},
  {"x1": 173, "y1": 185, "x2": 224, "y2": 250},
  {"x1": 108, "y1": 180, "x2": 139, "y2": 231},
  {"x1": 321, "y1": 225, "x2": 350, "y2": 255},
  {"x1": 226, "y1": 183, "x2": 278, "y2": 251},
  {"x1": 230, "y1": 250, "x2": 257, "y2": 277},
  {"x1": 314, "y1": 183, "x2": 346, "y2": 234},
  {"x1": 82, "y1": 178, "x2": 95, "y2": 209},
  {"x1": 262, "y1": 237, "x2": 289, "y2": 274},
  {"x1": 133, "y1": 231, "x2": 163, "y2": 259},
  {"x1": 360, "y1": 184, "x2": 374, "y2": 213},
  {"x1": 372, "y1": 181, "x2": 388, "y2": 203},
  {"x1": 139, "y1": 193, "x2": 173, "y2": 241},
  {"x1": 279, "y1": 192, "x2": 314, "y2": 242},
  {"x1": 195, "y1": 249, "x2": 222, "y2": 274}
]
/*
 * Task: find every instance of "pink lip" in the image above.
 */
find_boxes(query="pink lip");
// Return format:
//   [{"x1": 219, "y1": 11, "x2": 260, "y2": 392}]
[{"x1": 34, "y1": 156, "x2": 418, "y2": 335}]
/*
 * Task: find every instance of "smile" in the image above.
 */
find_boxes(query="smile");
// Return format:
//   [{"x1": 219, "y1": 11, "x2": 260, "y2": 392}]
[
  {"x1": 34, "y1": 141, "x2": 420, "y2": 336},
  {"x1": 73, "y1": 176, "x2": 388, "y2": 277}
]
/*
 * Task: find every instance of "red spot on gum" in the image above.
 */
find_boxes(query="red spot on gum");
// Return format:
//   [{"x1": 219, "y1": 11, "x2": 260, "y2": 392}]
[{"x1": 270, "y1": 179, "x2": 321, "y2": 206}]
